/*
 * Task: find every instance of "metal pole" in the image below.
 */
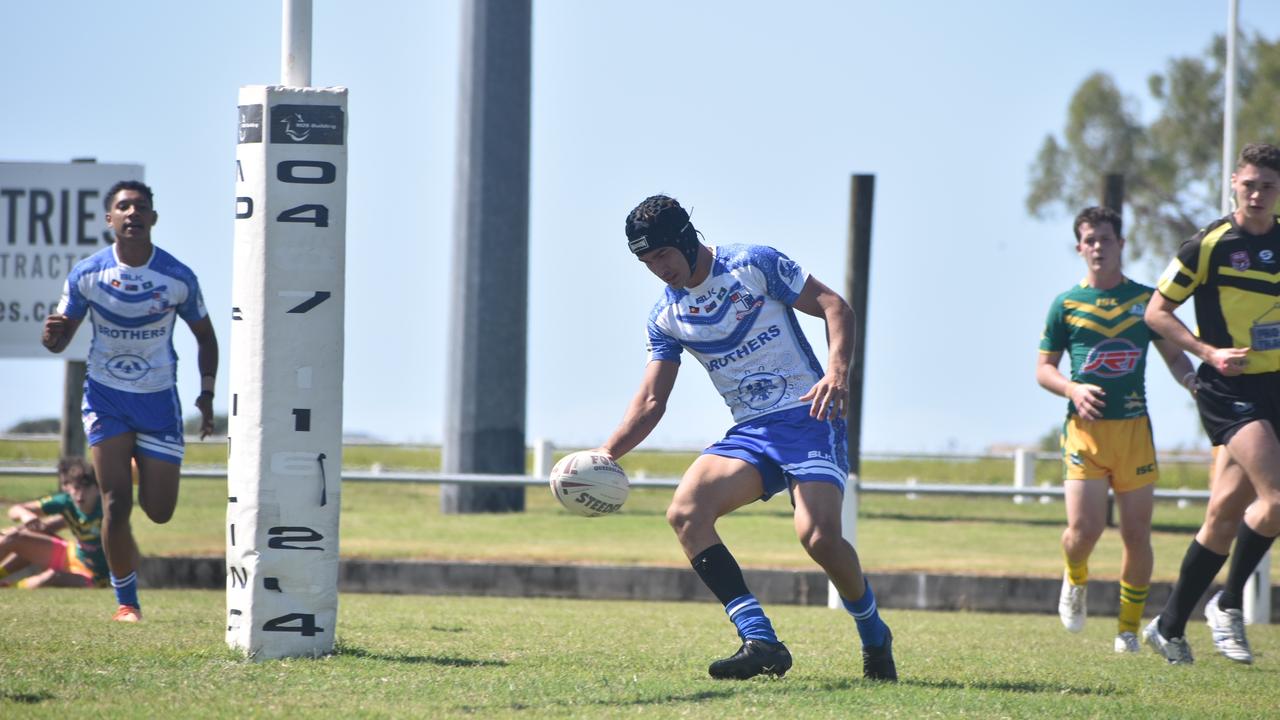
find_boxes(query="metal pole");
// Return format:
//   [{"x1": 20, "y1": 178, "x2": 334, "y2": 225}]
[
  {"x1": 831, "y1": 174, "x2": 874, "y2": 608},
  {"x1": 441, "y1": 0, "x2": 532, "y2": 513},
  {"x1": 281, "y1": 0, "x2": 313, "y2": 87},
  {"x1": 844, "y1": 174, "x2": 874, "y2": 480},
  {"x1": 1218, "y1": 0, "x2": 1270, "y2": 627},
  {"x1": 1221, "y1": 0, "x2": 1239, "y2": 213}
]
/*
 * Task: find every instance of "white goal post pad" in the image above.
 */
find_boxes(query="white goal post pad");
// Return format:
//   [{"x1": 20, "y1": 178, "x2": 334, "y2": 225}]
[{"x1": 227, "y1": 85, "x2": 348, "y2": 660}]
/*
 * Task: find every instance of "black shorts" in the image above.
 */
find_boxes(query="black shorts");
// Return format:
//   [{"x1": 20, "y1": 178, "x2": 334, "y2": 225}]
[{"x1": 1194, "y1": 367, "x2": 1280, "y2": 445}]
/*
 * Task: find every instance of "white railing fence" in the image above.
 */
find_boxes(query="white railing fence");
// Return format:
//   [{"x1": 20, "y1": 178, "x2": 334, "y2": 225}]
[{"x1": 0, "y1": 439, "x2": 1266, "y2": 623}]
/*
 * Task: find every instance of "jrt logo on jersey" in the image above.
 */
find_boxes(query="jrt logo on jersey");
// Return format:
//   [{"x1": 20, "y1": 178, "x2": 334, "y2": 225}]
[
  {"x1": 1230, "y1": 250, "x2": 1251, "y2": 271},
  {"x1": 1081, "y1": 338, "x2": 1141, "y2": 378},
  {"x1": 738, "y1": 372, "x2": 787, "y2": 411}
]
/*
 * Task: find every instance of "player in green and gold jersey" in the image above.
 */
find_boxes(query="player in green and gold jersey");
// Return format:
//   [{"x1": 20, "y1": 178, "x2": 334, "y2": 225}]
[
  {"x1": 1143, "y1": 142, "x2": 1280, "y2": 665},
  {"x1": 1, "y1": 458, "x2": 110, "y2": 588},
  {"x1": 1037, "y1": 206, "x2": 1196, "y2": 653}
]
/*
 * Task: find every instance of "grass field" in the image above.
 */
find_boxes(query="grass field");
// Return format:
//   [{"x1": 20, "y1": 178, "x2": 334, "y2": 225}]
[
  {"x1": 0, "y1": 439, "x2": 1265, "y2": 580},
  {"x1": 2, "y1": 589, "x2": 1278, "y2": 718}
]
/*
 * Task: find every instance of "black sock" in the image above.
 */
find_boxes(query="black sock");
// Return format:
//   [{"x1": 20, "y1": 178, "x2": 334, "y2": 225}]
[
  {"x1": 1159, "y1": 540, "x2": 1228, "y2": 639},
  {"x1": 1218, "y1": 524, "x2": 1278, "y2": 611},
  {"x1": 691, "y1": 544, "x2": 751, "y2": 606}
]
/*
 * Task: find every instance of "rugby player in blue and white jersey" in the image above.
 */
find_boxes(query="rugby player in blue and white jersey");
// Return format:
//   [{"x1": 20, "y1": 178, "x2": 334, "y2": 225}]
[
  {"x1": 597, "y1": 194, "x2": 896, "y2": 681},
  {"x1": 41, "y1": 181, "x2": 218, "y2": 623}
]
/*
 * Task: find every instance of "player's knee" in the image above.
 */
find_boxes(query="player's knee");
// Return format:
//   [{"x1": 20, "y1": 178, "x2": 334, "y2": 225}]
[
  {"x1": 797, "y1": 523, "x2": 841, "y2": 558},
  {"x1": 665, "y1": 502, "x2": 693, "y2": 533},
  {"x1": 1253, "y1": 498, "x2": 1280, "y2": 534},
  {"x1": 141, "y1": 502, "x2": 174, "y2": 524},
  {"x1": 1118, "y1": 524, "x2": 1150, "y2": 549},
  {"x1": 1066, "y1": 519, "x2": 1104, "y2": 543}
]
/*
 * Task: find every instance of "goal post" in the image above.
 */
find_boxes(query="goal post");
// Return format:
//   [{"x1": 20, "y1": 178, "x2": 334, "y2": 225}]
[{"x1": 226, "y1": 85, "x2": 348, "y2": 659}]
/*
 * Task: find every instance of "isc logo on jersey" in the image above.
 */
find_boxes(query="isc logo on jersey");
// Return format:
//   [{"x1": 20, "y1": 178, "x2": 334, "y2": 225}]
[{"x1": 1081, "y1": 338, "x2": 1141, "y2": 378}]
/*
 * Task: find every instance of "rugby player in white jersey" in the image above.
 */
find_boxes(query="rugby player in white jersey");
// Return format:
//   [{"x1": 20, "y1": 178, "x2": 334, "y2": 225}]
[
  {"x1": 41, "y1": 181, "x2": 218, "y2": 622},
  {"x1": 596, "y1": 194, "x2": 896, "y2": 681}
]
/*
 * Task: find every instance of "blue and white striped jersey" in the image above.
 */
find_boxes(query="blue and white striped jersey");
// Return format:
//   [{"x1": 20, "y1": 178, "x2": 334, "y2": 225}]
[
  {"x1": 646, "y1": 244, "x2": 825, "y2": 423},
  {"x1": 58, "y1": 245, "x2": 207, "y2": 394}
]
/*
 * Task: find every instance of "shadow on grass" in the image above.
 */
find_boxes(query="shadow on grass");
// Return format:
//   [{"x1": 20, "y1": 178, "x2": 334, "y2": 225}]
[
  {"x1": 1, "y1": 690, "x2": 54, "y2": 704},
  {"x1": 335, "y1": 644, "x2": 506, "y2": 668},
  {"x1": 862, "y1": 511, "x2": 1200, "y2": 534},
  {"x1": 900, "y1": 678, "x2": 1121, "y2": 696},
  {"x1": 460, "y1": 689, "x2": 739, "y2": 714}
]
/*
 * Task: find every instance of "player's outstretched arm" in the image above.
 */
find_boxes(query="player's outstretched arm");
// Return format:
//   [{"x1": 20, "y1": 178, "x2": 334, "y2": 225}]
[
  {"x1": 598, "y1": 360, "x2": 678, "y2": 461},
  {"x1": 792, "y1": 276, "x2": 854, "y2": 421},
  {"x1": 1036, "y1": 350, "x2": 1105, "y2": 420},
  {"x1": 7, "y1": 500, "x2": 46, "y2": 533},
  {"x1": 40, "y1": 314, "x2": 81, "y2": 354},
  {"x1": 1145, "y1": 292, "x2": 1248, "y2": 376},
  {"x1": 186, "y1": 316, "x2": 219, "y2": 438}
]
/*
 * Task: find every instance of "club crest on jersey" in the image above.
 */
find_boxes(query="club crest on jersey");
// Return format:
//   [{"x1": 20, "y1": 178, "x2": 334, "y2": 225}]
[
  {"x1": 1261, "y1": 250, "x2": 1276, "y2": 264},
  {"x1": 1081, "y1": 338, "x2": 1141, "y2": 378},
  {"x1": 1230, "y1": 250, "x2": 1251, "y2": 271},
  {"x1": 730, "y1": 289, "x2": 763, "y2": 320},
  {"x1": 148, "y1": 292, "x2": 171, "y2": 315},
  {"x1": 738, "y1": 372, "x2": 786, "y2": 411},
  {"x1": 106, "y1": 354, "x2": 152, "y2": 382},
  {"x1": 1129, "y1": 303, "x2": 1145, "y2": 316}
]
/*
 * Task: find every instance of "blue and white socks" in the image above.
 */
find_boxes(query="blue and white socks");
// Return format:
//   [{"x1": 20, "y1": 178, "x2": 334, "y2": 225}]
[
  {"x1": 841, "y1": 578, "x2": 888, "y2": 648},
  {"x1": 111, "y1": 571, "x2": 139, "y2": 609},
  {"x1": 725, "y1": 593, "x2": 778, "y2": 642}
]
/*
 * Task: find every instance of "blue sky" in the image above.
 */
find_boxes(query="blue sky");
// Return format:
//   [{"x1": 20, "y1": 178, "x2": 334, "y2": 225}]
[{"x1": 2, "y1": 1, "x2": 1277, "y2": 454}]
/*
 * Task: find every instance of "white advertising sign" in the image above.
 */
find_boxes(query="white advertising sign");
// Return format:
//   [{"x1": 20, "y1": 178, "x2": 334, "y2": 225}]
[{"x1": 0, "y1": 162, "x2": 144, "y2": 359}]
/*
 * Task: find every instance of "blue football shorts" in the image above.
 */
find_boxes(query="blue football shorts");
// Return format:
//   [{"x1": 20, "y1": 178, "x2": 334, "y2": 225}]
[
  {"x1": 81, "y1": 378, "x2": 185, "y2": 464},
  {"x1": 703, "y1": 404, "x2": 849, "y2": 501}
]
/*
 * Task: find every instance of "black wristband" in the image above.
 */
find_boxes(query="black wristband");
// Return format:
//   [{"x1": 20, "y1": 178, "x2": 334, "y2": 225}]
[{"x1": 198, "y1": 390, "x2": 214, "y2": 401}]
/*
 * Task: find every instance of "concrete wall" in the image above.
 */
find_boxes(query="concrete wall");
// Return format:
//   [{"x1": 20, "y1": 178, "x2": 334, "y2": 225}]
[{"x1": 139, "y1": 556, "x2": 1280, "y2": 621}]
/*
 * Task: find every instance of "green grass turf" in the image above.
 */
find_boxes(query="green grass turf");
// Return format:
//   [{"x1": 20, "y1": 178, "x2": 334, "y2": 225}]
[{"x1": 1, "y1": 590, "x2": 1277, "y2": 718}]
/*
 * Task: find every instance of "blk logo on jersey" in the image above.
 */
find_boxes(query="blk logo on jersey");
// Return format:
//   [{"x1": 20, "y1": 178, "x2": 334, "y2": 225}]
[{"x1": 1081, "y1": 339, "x2": 1141, "y2": 378}]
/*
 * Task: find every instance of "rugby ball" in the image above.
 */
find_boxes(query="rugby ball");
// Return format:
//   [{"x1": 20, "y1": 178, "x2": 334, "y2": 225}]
[{"x1": 549, "y1": 451, "x2": 629, "y2": 517}]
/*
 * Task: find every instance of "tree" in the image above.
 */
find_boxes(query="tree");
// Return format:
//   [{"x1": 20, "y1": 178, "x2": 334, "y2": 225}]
[
  {"x1": 6, "y1": 418, "x2": 60, "y2": 434},
  {"x1": 1028, "y1": 34, "x2": 1280, "y2": 260}
]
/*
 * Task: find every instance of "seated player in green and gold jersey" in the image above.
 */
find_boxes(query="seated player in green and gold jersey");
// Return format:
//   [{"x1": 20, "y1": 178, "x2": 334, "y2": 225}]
[
  {"x1": 1036, "y1": 206, "x2": 1196, "y2": 653},
  {"x1": 0, "y1": 458, "x2": 111, "y2": 589}
]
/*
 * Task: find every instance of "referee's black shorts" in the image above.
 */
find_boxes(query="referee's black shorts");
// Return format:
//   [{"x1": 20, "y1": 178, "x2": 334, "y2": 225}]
[{"x1": 1195, "y1": 366, "x2": 1280, "y2": 445}]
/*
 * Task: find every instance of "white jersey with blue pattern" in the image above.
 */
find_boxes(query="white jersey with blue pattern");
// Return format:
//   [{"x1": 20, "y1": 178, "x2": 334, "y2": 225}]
[
  {"x1": 646, "y1": 244, "x2": 825, "y2": 423},
  {"x1": 58, "y1": 245, "x2": 207, "y2": 394}
]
